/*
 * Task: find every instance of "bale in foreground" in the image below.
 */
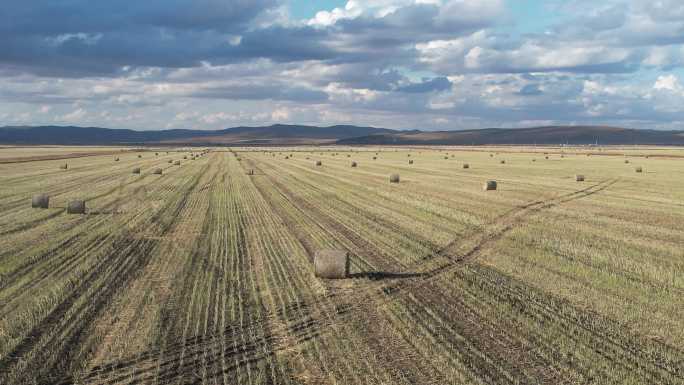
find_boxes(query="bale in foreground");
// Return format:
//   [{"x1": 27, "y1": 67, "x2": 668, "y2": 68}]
[
  {"x1": 32, "y1": 194, "x2": 49, "y2": 209},
  {"x1": 484, "y1": 180, "x2": 497, "y2": 191},
  {"x1": 67, "y1": 200, "x2": 86, "y2": 214},
  {"x1": 314, "y1": 249, "x2": 350, "y2": 279},
  {"x1": 390, "y1": 174, "x2": 400, "y2": 183}
]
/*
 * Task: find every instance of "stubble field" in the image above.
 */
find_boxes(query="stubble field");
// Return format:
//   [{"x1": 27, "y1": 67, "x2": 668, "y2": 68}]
[{"x1": 0, "y1": 145, "x2": 683, "y2": 385}]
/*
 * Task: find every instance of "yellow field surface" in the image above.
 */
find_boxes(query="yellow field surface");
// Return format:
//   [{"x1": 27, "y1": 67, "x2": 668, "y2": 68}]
[{"x1": 0, "y1": 146, "x2": 682, "y2": 384}]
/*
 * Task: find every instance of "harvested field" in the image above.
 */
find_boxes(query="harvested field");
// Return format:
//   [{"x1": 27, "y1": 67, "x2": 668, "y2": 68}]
[{"x1": 0, "y1": 146, "x2": 683, "y2": 385}]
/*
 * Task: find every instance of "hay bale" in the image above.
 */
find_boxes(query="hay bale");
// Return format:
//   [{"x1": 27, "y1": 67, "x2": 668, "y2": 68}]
[
  {"x1": 153, "y1": 168, "x2": 163, "y2": 175},
  {"x1": 316, "y1": 160, "x2": 322, "y2": 166},
  {"x1": 174, "y1": 160, "x2": 181, "y2": 166},
  {"x1": 183, "y1": 156, "x2": 187, "y2": 159},
  {"x1": 500, "y1": 160, "x2": 506, "y2": 164},
  {"x1": 168, "y1": 160, "x2": 173, "y2": 164},
  {"x1": 372, "y1": 156, "x2": 377, "y2": 160},
  {"x1": 545, "y1": 156, "x2": 549, "y2": 160},
  {"x1": 389, "y1": 174, "x2": 400, "y2": 183},
  {"x1": 132, "y1": 167, "x2": 141, "y2": 174},
  {"x1": 635, "y1": 166, "x2": 643, "y2": 173},
  {"x1": 532, "y1": 159, "x2": 536, "y2": 162},
  {"x1": 314, "y1": 249, "x2": 350, "y2": 279},
  {"x1": 624, "y1": 159, "x2": 630, "y2": 164},
  {"x1": 351, "y1": 161, "x2": 357, "y2": 167},
  {"x1": 114, "y1": 157, "x2": 119, "y2": 162},
  {"x1": 408, "y1": 159, "x2": 414, "y2": 165},
  {"x1": 138, "y1": 155, "x2": 142, "y2": 158},
  {"x1": 483, "y1": 180, "x2": 497, "y2": 191},
  {"x1": 575, "y1": 174, "x2": 585, "y2": 182},
  {"x1": 32, "y1": 194, "x2": 49, "y2": 209},
  {"x1": 247, "y1": 169, "x2": 254, "y2": 175},
  {"x1": 462, "y1": 163, "x2": 470, "y2": 169},
  {"x1": 67, "y1": 200, "x2": 86, "y2": 214},
  {"x1": 60, "y1": 164, "x2": 68, "y2": 170},
  {"x1": 155, "y1": 152, "x2": 159, "y2": 156},
  {"x1": 444, "y1": 156, "x2": 449, "y2": 160}
]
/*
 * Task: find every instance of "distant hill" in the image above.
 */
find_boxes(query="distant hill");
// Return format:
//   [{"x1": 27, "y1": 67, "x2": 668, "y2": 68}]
[
  {"x1": 337, "y1": 126, "x2": 684, "y2": 146},
  {"x1": 1, "y1": 124, "x2": 683, "y2": 146},
  {"x1": 0, "y1": 124, "x2": 396, "y2": 145}
]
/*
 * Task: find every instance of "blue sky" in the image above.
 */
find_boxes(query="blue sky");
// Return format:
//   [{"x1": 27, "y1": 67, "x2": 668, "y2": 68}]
[{"x1": 1, "y1": 0, "x2": 684, "y2": 131}]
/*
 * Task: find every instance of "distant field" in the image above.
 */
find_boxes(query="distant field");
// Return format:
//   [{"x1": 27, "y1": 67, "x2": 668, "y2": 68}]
[{"x1": 0, "y1": 146, "x2": 682, "y2": 384}]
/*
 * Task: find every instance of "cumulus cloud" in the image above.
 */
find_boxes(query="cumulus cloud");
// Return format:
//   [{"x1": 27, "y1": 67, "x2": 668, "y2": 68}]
[{"x1": 1, "y1": 0, "x2": 684, "y2": 130}]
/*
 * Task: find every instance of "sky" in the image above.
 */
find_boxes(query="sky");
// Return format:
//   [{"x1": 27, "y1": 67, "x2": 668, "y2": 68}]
[{"x1": 2, "y1": 0, "x2": 684, "y2": 131}]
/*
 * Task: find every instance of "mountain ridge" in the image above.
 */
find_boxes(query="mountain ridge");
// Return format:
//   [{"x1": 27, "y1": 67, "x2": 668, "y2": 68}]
[{"x1": 1, "y1": 124, "x2": 683, "y2": 146}]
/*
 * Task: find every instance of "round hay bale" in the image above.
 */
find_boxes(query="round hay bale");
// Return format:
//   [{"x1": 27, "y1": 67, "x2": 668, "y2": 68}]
[
  {"x1": 155, "y1": 152, "x2": 159, "y2": 156},
  {"x1": 407, "y1": 154, "x2": 411, "y2": 157},
  {"x1": 351, "y1": 161, "x2": 357, "y2": 167},
  {"x1": 462, "y1": 163, "x2": 470, "y2": 169},
  {"x1": 545, "y1": 156, "x2": 549, "y2": 159},
  {"x1": 347, "y1": 154, "x2": 351, "y2": 157},
  {"x1": 32, "y1": 194, "x2": 49, "y2": 209},
  {"x1": 483, "y1": 180, "x2": 497, "y2": 191},
  {"x1": 183, "y1": 156, "x2": 187, "y2": 159},
  {"x1": 138, "y1": 155, "x2": 142, "y2": 158},
  {"x1": 247, "y1": 169, "x2": 254, "y2": 175},
  {"x1": 444, "y1": 156, "x2": 449, "y2": 160},
  {"x1": 500, "y1": 160, "x2": 506, "y2": 164},
  {"x1": 132, "y1": 167, "x2": 141, "y2": 174},
  {"x1": 314, "y1": 249, "x2": 349, "y2": 279},
  {"x1": 389, "y1": 174, "x2": 400, "y2": 183},
  {"x1": 114, "y1": 157, "x2": 119, "y2": 162},
  {"x1": 408, "y1": 159, "x2": 414, "y2": 165},
  {"x1": 60, "y1": 164, "x2": 68, "y2": 170},
  {"x1": 372, "y1": 156, "x2": 377, "y2": 160},
  {"x1": 575, "y1": 174, "x2": 585, "y2": 182},
  {"x1": 153, "y1": 168, "x2": 163, "y2": 175},
  {"x1": 316, "y1": 160, "x2": 322, "y2": 166},
  {"x1": 168, "y1": 160, "x2": 173, "y2": 164},
  {"x1": 635, "y1": 166, "x2": 643, "y2": 173},
  {"x1": 174, "y1": 160, "x2": 181, "y2": 166},
  {"x1": 532, "y1": 159, "x2": 536, "y2": 162},
  {"x1": 624, "y1": 159, "x2": 630, "y2": 164},
  {"x1": 67, "y1": 200, "x2": 86, "y2": 214}
]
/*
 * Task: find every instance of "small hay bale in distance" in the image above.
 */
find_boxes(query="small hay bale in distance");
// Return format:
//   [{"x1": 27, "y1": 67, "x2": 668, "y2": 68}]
[
  {"x1": 247, "y1": 169, "x2": 254, "y2": 175},
  {"x1": 155, "y1": 152, "x2": 159, "y2": 156},
  {"x1": 389, "y1": 174, "x2": 400, "y2": 183},
  {"x1": 483, "y1": 180, "x2": 497, "y2": 191},
  {"x1": 408, "y1": 159, "x2": 414, "y2": 165},
  {"x1": 444, "y1": 156, "x2": 449, "y2": 160},
  {"x1": 351, "y1": 161, "x2": 357, "y2": 167},
  {"x1": 575, "y1": 174, "x2": 585, "y2": 182},
  {"x1": 500, "y1": 160, "x2": 506, "y2": 164},
  {"x1": 372, "y1": 156, "x2": 377, "y2": 160},
  {"x1": 138, "y1": 154, "x2": 142, "y2": 158},
  {"x1": 463, "y1": 163, "x2": 470, "y2": 169},
  {"x1": 153, "y1": 168, "x2": 163, "y2": 175},
  {"x1": 32, "y1": 194, "x2": 49, "y2": 209},
  {"x1": 624, "y1": 159, "x2": 630, "y2": 164},
  {"x1": 168, "y1": 160, "x2": 173, "y2": 164},
  {"x1": 314, "y1": 249, "x2": 350, "y2": 279},
  {"x1": 60, "y1": 164, "x2": 68, "y2": 170},
  {"x1": 132, "y1": 167, "x2": 141, "y2": 174},
  {"x1": 635, "y1": 166, "x2": 643, "y2": 173},
  {"x1": 183, "y1": 156, "x2": 187, "y2": 159},
  {"x1": 114, "y1": 157, "x2": 119, "y2": 162},
  {"x1": 67, "y1": 200, "x2": 86, "y2": 214},
  {"x1": 316, "y1": 160, "x2": 322, "y2": 166},
  {"x1": 174, "y1": 160, "x2": 181, "y2": 166}
]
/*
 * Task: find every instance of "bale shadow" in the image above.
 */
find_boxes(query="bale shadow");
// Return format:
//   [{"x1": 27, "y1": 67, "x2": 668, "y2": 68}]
[{"x1": 349, "y1": 271, "x2": 427, "y2": 281}]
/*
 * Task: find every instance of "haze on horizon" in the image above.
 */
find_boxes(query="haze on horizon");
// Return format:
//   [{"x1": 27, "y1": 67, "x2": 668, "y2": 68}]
[{"x1": 2, "y1": 0, "x2": 684, "y2": 132}]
